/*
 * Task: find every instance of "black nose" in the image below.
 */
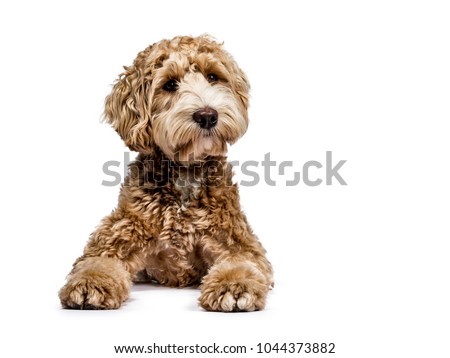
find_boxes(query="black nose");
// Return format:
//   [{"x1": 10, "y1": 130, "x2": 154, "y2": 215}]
[{"x1": 193, "y1": 107, "x2": 218, "y2": 129}]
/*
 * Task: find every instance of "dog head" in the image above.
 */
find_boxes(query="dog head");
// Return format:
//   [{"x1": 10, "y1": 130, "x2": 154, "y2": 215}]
[{"x1": 104, "y1": 35, "x2": 250, "y2": 162}]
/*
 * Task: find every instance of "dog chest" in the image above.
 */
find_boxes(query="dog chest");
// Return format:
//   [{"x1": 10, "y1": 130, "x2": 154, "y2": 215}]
[{"x1": 174, "y1": 167, "x2": 201, "y2": 208}]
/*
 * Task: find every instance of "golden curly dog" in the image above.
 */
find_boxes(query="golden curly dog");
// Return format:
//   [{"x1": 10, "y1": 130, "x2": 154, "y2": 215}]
[{"x1": 59, "y1": 35, "x2": 273, "y2": 312}]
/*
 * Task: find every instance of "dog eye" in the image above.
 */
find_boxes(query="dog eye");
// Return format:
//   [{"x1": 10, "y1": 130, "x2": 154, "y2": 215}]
[
  {"x1": 163, "y1": 79, "x2": 178, "y2": 92},
  {"x1": 207, "y1": 73, "x2": 218, "y2": 83}
]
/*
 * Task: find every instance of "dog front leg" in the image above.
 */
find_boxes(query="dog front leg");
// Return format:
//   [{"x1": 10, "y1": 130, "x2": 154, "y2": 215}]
[
  {"x1": 199, "y1": 230, "x2": 273, "y2": 312},
  {"x1": 59, "y1": 210, "x2": 146, "y2": 309}
]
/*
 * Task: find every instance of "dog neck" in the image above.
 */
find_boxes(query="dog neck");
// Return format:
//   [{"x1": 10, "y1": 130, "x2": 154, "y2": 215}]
[
  {"x1": 127, "y1": 150, "x2": 233, "y2": 208},
  {"x1": 129, "y1": 150, "x2": 232, "y2": 188}
]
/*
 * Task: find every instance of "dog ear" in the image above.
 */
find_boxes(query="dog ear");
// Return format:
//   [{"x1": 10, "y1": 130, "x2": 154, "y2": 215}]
[
  {"x1": 235, "y1": 67, "x2": 250, "y2": 110},
  {"x1": 104, "y1": 50, "x2": 154, "y2": 154}
]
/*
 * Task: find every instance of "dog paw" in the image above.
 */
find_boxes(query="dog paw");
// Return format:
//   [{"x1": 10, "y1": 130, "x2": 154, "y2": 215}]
[
  {"x1": 199, "y1": 262, "x2": 269, "y2": 312},
  {"x1": 59, "y1": 257, "x2": 131, "y2": 310}
]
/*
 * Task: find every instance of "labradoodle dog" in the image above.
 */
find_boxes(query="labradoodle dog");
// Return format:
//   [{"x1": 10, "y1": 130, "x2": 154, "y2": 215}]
[{"x1": 59, "y1": 35, "x2": 273, "y2": 312}]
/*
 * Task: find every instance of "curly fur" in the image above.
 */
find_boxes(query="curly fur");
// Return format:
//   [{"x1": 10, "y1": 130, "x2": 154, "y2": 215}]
[{"x1": 59, "y1": 35, "x2": 273, "y2": 312}]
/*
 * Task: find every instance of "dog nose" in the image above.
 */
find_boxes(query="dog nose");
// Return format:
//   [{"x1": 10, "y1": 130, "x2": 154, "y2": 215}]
[{"x1": 193, "y1": 107, "x2": 218, "y2": 129}]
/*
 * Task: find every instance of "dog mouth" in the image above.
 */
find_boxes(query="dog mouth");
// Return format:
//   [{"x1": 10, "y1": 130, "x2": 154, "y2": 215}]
[
  {"x1": 200, "y1": 127, "x2": 216, "y2": 137},
  {"x1": 197, "y1": 128, "x2": 222, "y2": 149},
  {"x1": 175, "y1": 129, "x2": 227, "y2": 162}
]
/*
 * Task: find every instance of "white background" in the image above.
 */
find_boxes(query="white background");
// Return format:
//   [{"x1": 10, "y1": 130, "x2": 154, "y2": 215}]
[{"x1": 1, "y1": 1, "x2": 449, "y2": 357}]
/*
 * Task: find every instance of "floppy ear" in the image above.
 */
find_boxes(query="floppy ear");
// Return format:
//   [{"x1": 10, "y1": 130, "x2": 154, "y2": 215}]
[
  {"x1": 235, "y1": 67, "x2": 250, "y2": 110},
  {"x1": 104, "y1": 50, "x2": 154, "y2": 153},
  {"x1": 223, "y1": 47, "x2": 250, "y2": 110},
  {"x1": 212, "y1": 39, "x2": 250, "y2": 111}
]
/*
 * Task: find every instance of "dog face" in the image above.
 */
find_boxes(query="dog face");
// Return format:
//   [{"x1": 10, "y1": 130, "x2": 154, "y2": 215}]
[{"x1": 104, "y1": 35, "x2": 250, "y2": 161}]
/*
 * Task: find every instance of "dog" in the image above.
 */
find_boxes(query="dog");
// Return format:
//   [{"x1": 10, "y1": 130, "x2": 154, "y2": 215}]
[{"x1": 59, "y1": 35, "x2": 273, "y2": 312}]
